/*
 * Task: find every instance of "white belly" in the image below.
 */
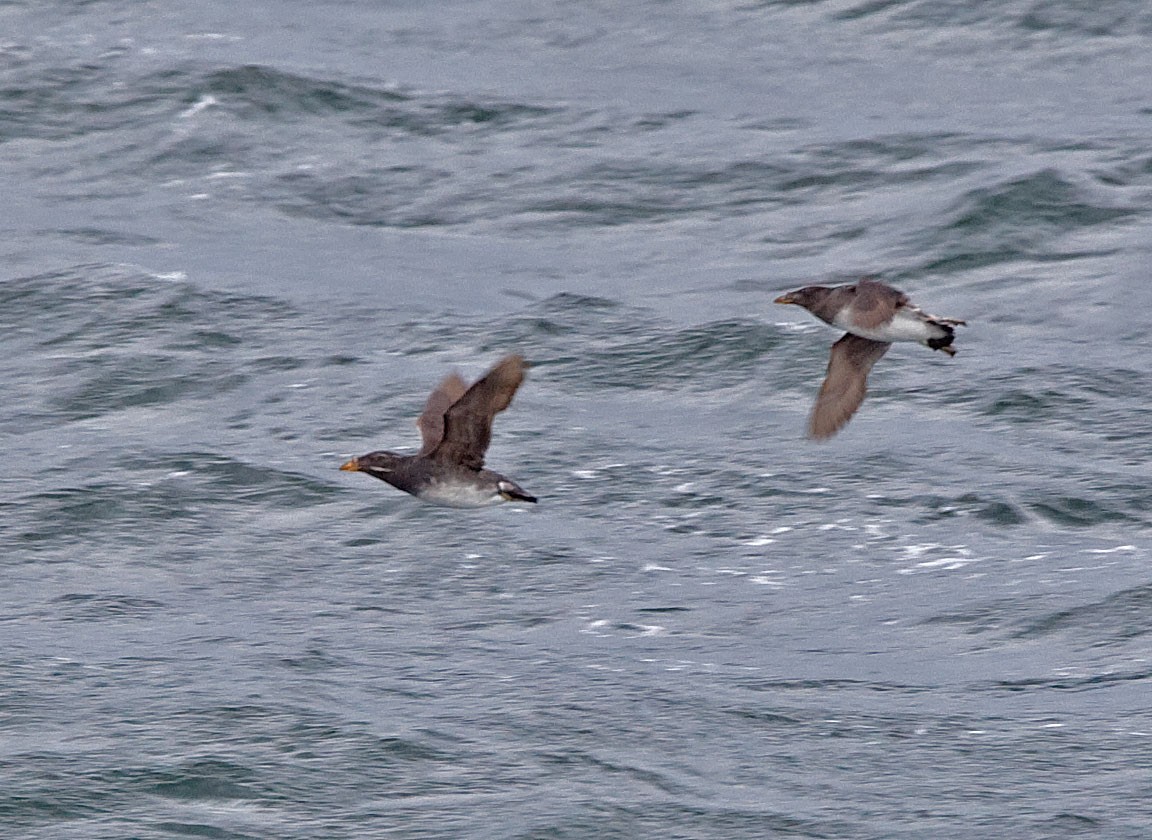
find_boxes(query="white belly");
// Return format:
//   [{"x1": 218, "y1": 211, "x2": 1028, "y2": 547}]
[
  {"x1": 417, "y1": 480, "x2": 505, "y2": 509},
  {"x1": 833, "y1": 308, "x2": 940, "y2": 343}
]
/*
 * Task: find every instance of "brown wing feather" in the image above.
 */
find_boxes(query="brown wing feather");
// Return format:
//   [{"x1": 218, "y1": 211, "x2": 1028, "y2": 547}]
[
  {"x1": 808, "y1": 333, "x2": 891, "y2": 440},
  {"x1": 851, "y1": 278, "x2": 907, "y2": 331},
  {"x1": 429, "y1": 354, "x2": 526, "y2": 469},
  {"x1": 417, "y1": 371, "x2": 469, "y2": 455}
]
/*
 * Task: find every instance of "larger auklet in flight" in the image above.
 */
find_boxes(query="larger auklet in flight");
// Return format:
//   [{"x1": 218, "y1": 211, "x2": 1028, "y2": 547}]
[
  {"x1": 340, "y1": 354, "x2": 536, "y2": 507},
  {"x1": 775, "y1": 277, "x2": 965, "y2": 440}
]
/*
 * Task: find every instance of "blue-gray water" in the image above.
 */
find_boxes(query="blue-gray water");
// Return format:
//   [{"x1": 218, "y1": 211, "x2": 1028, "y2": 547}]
[{"x1": 3, "y1": 1, "x2": 1152, "y2": 837}]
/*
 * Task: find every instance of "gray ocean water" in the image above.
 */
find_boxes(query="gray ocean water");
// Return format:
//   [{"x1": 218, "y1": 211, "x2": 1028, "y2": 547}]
[{"x1": 4, "y1": 1, "x2": 1152, "y2": 837}]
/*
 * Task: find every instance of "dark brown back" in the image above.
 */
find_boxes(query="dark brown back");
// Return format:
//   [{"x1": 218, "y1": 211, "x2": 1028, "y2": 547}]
[{"x1": 851, "y1": 278, "x2": 908, "y2": 330}]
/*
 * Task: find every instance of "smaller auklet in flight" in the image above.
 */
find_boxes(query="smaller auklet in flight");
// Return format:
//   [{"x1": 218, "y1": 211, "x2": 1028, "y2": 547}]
[{"x1": 775, "y1": 277, "x2": 966, "y2": 440}]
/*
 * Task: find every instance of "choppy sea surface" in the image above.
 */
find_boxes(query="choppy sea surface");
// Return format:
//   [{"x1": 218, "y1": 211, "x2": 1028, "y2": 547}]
[{"x1": 3, "y1": 1, "x2": 1152, "y2": 837}]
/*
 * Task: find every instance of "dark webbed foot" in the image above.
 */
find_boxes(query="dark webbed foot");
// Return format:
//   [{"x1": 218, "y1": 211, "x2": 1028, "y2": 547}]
[{"x1": 927, "y1": 334, "x2": 957, "y2": 355}]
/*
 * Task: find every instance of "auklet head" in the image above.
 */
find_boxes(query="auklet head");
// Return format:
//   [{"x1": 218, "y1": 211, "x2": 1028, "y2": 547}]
[
  {"x1": 774, "y1": 286, "x2": 834, "y2": 311},
  {"x1": 340, "y1": 451, "x2": 403, "y2": 481}
]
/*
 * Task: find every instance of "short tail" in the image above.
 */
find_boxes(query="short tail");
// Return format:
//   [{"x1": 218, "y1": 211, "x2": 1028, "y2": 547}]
[
  {"x1": 498, "y1": 480, "x2": 537, "y2": 503},
  {"x1": 926, "y1": 316, "x2": 965, "y2": 356}
]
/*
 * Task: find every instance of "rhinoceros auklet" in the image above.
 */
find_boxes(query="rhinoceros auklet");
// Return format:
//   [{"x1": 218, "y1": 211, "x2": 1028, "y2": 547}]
[
  {"x1": 775, "y1": 277, "x2": 965, "y2": 440},
  {"x1": 340, "y1": 354, "x2": 536, "y2": 507}
]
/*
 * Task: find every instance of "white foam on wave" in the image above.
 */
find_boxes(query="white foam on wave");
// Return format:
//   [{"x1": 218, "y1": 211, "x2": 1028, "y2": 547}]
[
  {"x1": 179, "y1": 95, "x2": 217, "y2": 119},
  {"x1": 895, "y1": 542, "x2": 982, "y2": 574}
]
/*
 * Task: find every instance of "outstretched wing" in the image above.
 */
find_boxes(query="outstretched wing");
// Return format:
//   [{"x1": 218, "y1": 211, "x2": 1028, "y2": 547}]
[
  {"x1": 417, "y1": 371, "x2": 470, "y2": 455},
  {"x1": 429, "y1": 355, "x2": 527, "y2": 469},
  {"x1": 852, "y1": 277, "x2": 907, "y2": 330},
  {"x1": 808, "y1": 333, "x2": 890, "y2": 440}
]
